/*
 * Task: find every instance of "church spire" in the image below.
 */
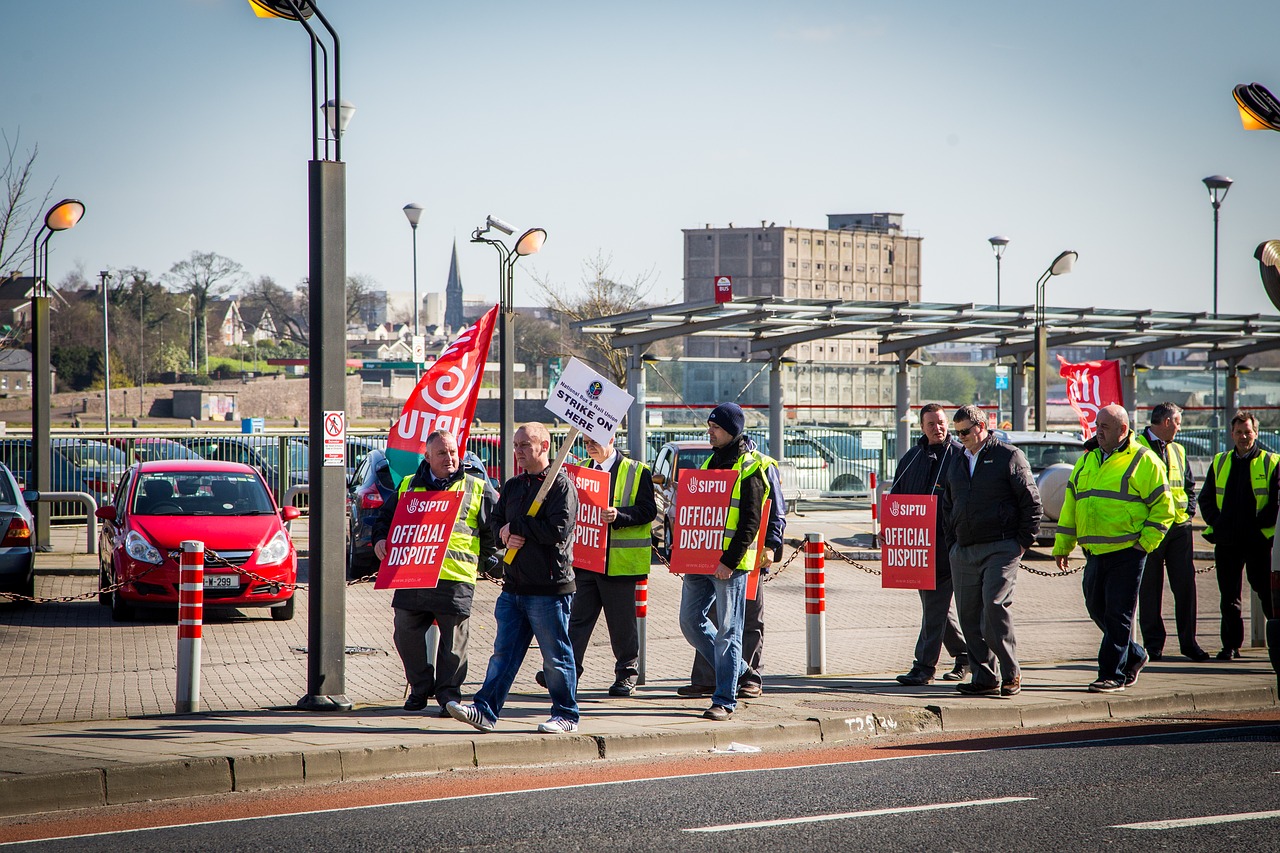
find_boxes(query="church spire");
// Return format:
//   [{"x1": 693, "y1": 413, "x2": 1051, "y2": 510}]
[{"x1": 445, "y1": 240, "x2": 464, "y2": 333}]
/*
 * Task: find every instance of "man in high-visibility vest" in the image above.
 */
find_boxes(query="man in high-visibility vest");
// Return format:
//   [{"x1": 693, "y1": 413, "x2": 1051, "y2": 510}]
[
  {"x1": 679, "y1": 402, "x2": 770, "y2": 722},
  {"x1": 373, "y1": 429, "x2": 498, "y2": 717},
  {"x1": 1135, "y1": 402, "x2": 1210, "y2": 662},
  {"x1": 1197, "y1": 409, "x2": 1279, "y2": 661},
  {"x1": 1054, "y1": 404, "x2": 1175, "y2": 693},
  {"x1": 538, "y1": 434, "x2": 655, "y2": 697}
]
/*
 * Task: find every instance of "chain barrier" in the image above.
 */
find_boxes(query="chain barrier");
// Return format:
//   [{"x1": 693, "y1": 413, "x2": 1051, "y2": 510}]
[
  {"x1": 822, "y1": 542, "x2": 882, "y2": 576},
  {"x1": 0, "y1": 564, "x2": 164, "y2": 605}
]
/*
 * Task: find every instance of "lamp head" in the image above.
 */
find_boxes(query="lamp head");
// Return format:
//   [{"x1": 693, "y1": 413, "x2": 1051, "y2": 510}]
[
  {"x1": 1254, "y1": 240, "x2": 1280, "y2": 313},
  {"x1": 514, "y1": 228, "x2": 547, "y2": 257},
  {"x1": 485, "y1": 216, "x2": 515, "y2": 236},
  {"x1": 1203, "y1": 175, "x2": 1233, "y2": 206},
  {"x1": 323, "y1": 99, "x2": 355, "y2": 135},
  {"x1": 247, "y1": 0, "x2": 314, "y2": 20},
  {"x1": 403, "y1": 203, "x2": 424, "y2": 228},
  {"x1": 988, "y1": 235, "x2": 1010, "y2": 258},
  {"x1": 1233, "y1": 83, "x2": 1280, "y2": 131},
  {"x1": 44, "y1": 199, "x2": 85, "y2": 232},
  {"x1": 1048, "y1": 250, "x2": 1078, "y2": 277}
]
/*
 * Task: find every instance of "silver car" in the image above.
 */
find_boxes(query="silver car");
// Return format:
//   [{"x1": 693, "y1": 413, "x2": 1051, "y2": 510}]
[{"x1": 0, "y1": 464, "x2": 35, "y2": 603}]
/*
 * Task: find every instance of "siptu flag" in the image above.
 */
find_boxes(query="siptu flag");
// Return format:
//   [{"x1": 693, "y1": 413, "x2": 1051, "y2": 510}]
[
  {"x1": 385, "y1": 304, "x2": 498, "y2": 485},
  {"x1": 1057, "y1": 355, "x2": 1122, "y2": 439}
]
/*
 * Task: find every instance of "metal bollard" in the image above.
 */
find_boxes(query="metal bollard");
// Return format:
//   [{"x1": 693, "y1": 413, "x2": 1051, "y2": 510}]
[
  {"x1": 635, "y1": 576, "x2": 649, "y2": 685},
  {"x1": 869, "y1": 472, "x2": 879, "y2": 547},
  {"x1": 805, "y1": 532, "x2": 827, "y2": 675},
  {"x1": 176, "y1": 540, "x2": 204, "y2": 713}
]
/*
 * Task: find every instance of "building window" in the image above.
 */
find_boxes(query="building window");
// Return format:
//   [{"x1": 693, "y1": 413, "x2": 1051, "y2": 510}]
[
  {"x1": 816, "y1": 263, "x2": 823, "y2": 270},
  {"x1": 788, "y1": 236, "x2": 796, "y2": 244},
  {"x1": 887, "y1": 249, "x2": 895, "y2": 264},
  {"x1": 843, "y1": 240, "x2": 851, "y2": 248},
  {"x1": 816, "y1": 239, "x2": 824, "y2": 246},
  {"x1": 802, "y1": 239, "x2": 810, "y2": 245},
  {"x1": 801, "y1": 262, "x2": 810, "y2": 269},
  {"x1": 762, "y1": 242, "x2": 772, "y2": 251},
  {"x1": 843, "y1": 264, "x2": 851, "y2": 272},
  {"x1": 788, "y1": 261, "x2": 797, "y2": 269}
]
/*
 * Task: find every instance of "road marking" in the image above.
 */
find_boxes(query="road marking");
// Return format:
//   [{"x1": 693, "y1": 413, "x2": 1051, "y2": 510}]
[
  {"x1": 1112, "y1": 809, "x2": 1280, "y2": 831},
  {"x1": 684, "y1": 796, "x2": 1037, "y2": 833}
]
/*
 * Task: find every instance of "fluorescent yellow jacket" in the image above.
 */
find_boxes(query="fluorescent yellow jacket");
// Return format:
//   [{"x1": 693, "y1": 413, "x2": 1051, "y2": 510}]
[
  {"x1": 1135, "y1": 433, "x2": 1191, "y2": 525},
  {"x1": 1204, "y1": 450, "x2": 1279, "y2": 540},
  {"x1": 606, "y1": 456, "x2": 652, "y2": 577},
  {"x1": 396, "y1": 473, "x2": 485, "y2": 585},
  {"x1": 701, "y1": 449, "x2": 771, "y2": 572},
  {"x1": 1053, "y1": 430, "x2": 1174, "y2": 556}
]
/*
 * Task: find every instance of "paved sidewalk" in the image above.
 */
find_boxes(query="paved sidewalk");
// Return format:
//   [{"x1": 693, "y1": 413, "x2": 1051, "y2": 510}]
[{"x1": 1, "y1": 507, "x2": 1276, "y2": 818}]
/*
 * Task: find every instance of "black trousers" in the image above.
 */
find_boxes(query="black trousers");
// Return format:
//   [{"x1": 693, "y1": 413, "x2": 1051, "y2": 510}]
[
  {"x1": 1215, "y1": 539, "x2": 1276, "y2": 651},
  {"x1": 1137, "y1": 522, "x2": 1200, "y2": 654},
  {"x1": 692, "y1": 581, "x2": 763, "y2": 688},
  {"x1": 393, "y1": 608, "x2": 469, "y2": 708},
  {"x1": 568, "y1": 571, "x2": 640, "y2": 682}
]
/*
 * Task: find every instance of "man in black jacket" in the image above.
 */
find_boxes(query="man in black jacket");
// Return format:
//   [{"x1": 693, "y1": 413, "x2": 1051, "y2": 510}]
[
  {"x1": 891, "y1": 404, "x2": 969, "y2": 686},
  {"x1": 941, "y1": 404, "x2": 1041, "y2": 697},
  {"x1": 447, "y1": 422, "x2": 581, "y2": 734}
]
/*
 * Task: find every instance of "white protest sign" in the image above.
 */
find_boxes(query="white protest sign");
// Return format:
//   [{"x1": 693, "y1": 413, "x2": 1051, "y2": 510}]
[{"x1": 544, "y1": 357, "x2": 634, "y2": 443}]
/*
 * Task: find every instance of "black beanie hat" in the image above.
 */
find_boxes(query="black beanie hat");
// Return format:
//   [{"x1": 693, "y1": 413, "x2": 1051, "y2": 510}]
[{"x1": 708, "y1": 402, "x2": 746, "y2": 439}]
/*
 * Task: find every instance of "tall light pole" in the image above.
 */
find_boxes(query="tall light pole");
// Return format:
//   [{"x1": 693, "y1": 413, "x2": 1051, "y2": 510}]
[
  {"x1": 403, "y1": 202, "x2": 423, "y2": 382},
  {"x1": 31, "y1": 199, "x2": 85, "y2": 549},
  {"x1": 1034, "y1": 250, "x2": 1078, "y2": 432},
  {"x1": 250, "y1": 0, "x2": 355, "y2": 713},
  {"x1": 1203, "y1": 174, "x2": 1233, "y2": 433},
  {"x1": 988, "y1": 235, "x2": 1010, "y2": 307},
  {"x1": 99, "y1": 270, "x2": 113, "y2": 435},
  {"x1": 471, "y1": 217, "x2": 547, "y2": 482}
]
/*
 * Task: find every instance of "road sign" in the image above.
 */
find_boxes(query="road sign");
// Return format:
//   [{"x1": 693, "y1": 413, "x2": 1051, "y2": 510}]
[
  {"x1": 411, "y1": 335, "x2": 426, "y2": 364},
  {"x1": 323, "y1": 410, "x2": 345, "y2": 467},
  {"x1": 714, "y1": 275, "x2": 733, "y2": 303},
  {"x1": 995, "y1": 364, "x2": 1010, "y2": 389}
]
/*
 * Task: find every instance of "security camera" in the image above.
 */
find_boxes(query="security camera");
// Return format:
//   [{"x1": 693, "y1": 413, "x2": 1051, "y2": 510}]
[{"x1": 486, "y1": 216, "x2": 515, "y2": 236}]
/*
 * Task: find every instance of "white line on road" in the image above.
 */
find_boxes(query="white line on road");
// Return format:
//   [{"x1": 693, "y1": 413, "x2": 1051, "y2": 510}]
[
  {"x1": 683, "y1": 796, "x2": 1037, "y2": 833},
  {"x1": 1111, "y1": 809, "x2": 1280, "y2": 831}
]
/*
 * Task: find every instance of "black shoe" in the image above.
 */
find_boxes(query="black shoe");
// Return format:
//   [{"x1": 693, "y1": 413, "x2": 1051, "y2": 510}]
[
  {"x1": 1183, "y1": 647, "x2": 1211, "y2": 662},
  {"x1": 1215, "y1": 648, "x2": 1241, "y2": 661},
  {"x1": 403, "y1": 694, "x2": 429, "y2": 712},
  {"x1": 896, "y1": 667, "x2": 935, "y2": 686},
  {"x1": 1087, "y1": 679, "x2": 1125, "y2": 693},
  {"x1": 437, "y1": 706, "x2": 451, "y2": 718},
  {"x1": 702, "y1": 704, "x2": 732, "y2": 721},
  {"x1": 608, "y1": 678, "x2": 636, "y2": 697},
  {"x1": 941, "y1": 655, "x2": 970, "y2": 682},
  {"x1": 677, "y1": 683, "x2": 715, "y2": 697},
  {"x1": 535, "y1": 670, "x2": 548, "y2": 688},
  {"x1": 956, "y1": 681, "x2": 1000, "y2": 696},
  {"x1": 1147, "y1": 649, "x2": 1163, "y2": 662},
  {"x1": 1123, "y1": 653, "x2": 1148, "y2": 687}
]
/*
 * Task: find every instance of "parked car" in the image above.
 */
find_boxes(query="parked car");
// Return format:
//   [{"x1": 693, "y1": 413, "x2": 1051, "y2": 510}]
[
  {"x1": 752, "y1": 433, "x2": 872, "y2": 497},
  {"x1": 0, "y1": 438, "x2": 126, "y2": 513},
  {"x1": 993, "y1": 430, "x2": 1086, "y2": 544},
  {"x1": 110, "y1": 437, "x2": 203, "y2": 463},
  {"x1": 795, "y1": 428, "x2": 878, "y2": 495},
  {"x1": 345, "y1": 448, "x2": 398, "y2": 577},
  {"x1": 177, "y1": 436, "x2": 307, "y2": 499},
  {"x1": 95, "y1": 460, "x2": 300, "y2": 621},
  {"x1": 345, "y1": 435, "x2": 385, "y2": 480},
  {"x1": 649, "y1": 439, "x2": 714, "y2": 558},
  {"x1": 0, "y1": 464, "x2": 34, "y2": 604}
]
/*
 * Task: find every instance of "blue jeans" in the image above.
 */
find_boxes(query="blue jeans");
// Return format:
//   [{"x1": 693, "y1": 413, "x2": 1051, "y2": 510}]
[
  {"x1": 474, "y1": 591, "x2": 578, "y2": 723},
  {"x1": 679, "y1": 571, "x2": 748, "y2": 711},
  {"x1": 1082, "y1": 548, "x2": 1147, "y2": 682}
]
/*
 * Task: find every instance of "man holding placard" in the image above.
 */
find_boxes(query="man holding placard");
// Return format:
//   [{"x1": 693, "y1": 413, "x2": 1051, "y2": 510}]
[
  {"x1": 372, "y1": 429, "x2": 498, "y2": 717},
  {"x1": 447, "y1": 422, "x2": 580, "y2": 734},
  {"x1": 678, "y1": 402, "x2": 770, "y2": 722}
]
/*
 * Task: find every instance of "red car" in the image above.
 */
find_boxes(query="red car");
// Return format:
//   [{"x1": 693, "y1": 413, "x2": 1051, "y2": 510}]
[{"x1": 95, "y1": 460, "x2": 300, "y2": 622}]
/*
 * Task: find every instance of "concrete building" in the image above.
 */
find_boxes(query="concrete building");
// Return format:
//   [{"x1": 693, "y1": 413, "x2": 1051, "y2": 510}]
[{"x1": 681, "y1": 213, "x2": 923, "y2": 420}]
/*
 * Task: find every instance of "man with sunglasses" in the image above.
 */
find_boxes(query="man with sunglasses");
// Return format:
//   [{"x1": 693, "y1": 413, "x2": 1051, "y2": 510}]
[{"x1": 941, "y1": 405, "x2": 1042, "y2": 697}]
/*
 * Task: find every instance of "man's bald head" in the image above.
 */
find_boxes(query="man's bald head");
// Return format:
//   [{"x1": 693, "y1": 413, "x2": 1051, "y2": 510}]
[{"x1": 1094, "y1": 404, "x2": 1130, "y2": 452}]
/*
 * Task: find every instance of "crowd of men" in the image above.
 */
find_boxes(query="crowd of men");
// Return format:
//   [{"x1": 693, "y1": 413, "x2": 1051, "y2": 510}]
[{"x1": 371, "y1": 400, "x2": 1276, "y2": 733}]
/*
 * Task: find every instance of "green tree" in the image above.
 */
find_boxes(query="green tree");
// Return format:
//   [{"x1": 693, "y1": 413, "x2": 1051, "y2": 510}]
[
  {"x1": 921, "y1": 364, "x2": 977, "y2": 406},
  {"x1": 165, "y1": 251, "x2": 244, "y2": 374}
]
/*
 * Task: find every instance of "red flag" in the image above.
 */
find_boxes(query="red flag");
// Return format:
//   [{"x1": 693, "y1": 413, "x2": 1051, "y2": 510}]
[
  {"x1": 386, "y1": 305, "x2": 498, "y2": 484},
  {"x1": 1057, "y1": 356, "x2": 1122, "y2": 438}
]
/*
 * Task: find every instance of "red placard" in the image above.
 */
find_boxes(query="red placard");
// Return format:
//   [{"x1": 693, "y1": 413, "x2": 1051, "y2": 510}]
[
  {"x1": 668, "y1": 468, "x2": 739, "y2": 574},
  {"x1": 745, "y1": 498, "x2": 771, "y2": 601},
  {"x1": 714, "y1": 275, "x2": 733, "y2": 303},
  {"x1": 880, "y1": 494, "x2": 937, "y2": 590},
  {"x1": 374, "y1": 490, "x2": 465, "y2": 589},
  {"x1": 567, "y1": 463, "x2": 610, "y2": 574}
]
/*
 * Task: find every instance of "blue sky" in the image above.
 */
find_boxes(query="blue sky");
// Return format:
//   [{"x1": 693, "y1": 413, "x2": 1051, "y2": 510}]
[{"x1": 8, "y1": 1, "x2": 1280, "y2": 320}]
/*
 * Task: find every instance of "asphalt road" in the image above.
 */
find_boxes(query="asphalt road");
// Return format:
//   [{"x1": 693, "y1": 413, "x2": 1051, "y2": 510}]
[{"x1": 10, "y1": 722, "x2": 1278, "y2": 852}]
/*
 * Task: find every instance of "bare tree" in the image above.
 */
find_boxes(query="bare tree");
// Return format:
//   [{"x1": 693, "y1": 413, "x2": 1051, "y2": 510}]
[
  {"x1": 243, "y1": 272, "x2": 381, "y2": 346},
  {"x1": 0, "y1": 131, "x2": 55, "y2": 276},
  {"x1": 531, "y1": 252, "x2": 656, "y2": 387},
  {"x1": 165, "y1": 251, "x2": 244, "y2": 373}
]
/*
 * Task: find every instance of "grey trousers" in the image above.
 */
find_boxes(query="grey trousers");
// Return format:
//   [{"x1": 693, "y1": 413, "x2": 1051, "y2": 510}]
[
  {"x1": 912, "y1": 572, "x2": 968, "y2": 672},
  {"x1": 568, "y1": 571, "x2": 640, "y2": 682},
  {"x1": 393, "y1": 608, "x2": 469, "y2": 708},
  {"x1": 950, "y1": 539, "x2": 1022, "y2": 686}
]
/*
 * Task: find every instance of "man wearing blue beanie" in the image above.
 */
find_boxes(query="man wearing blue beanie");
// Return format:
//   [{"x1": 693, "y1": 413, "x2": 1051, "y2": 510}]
[{"x1": 678, "y1": 402, "x2": 770, "y2": 721}]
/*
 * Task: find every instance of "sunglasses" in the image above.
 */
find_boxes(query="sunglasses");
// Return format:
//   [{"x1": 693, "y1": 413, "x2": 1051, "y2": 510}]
[{"x1": 954, "y1": 424, "x2": 979, "y2": 438}]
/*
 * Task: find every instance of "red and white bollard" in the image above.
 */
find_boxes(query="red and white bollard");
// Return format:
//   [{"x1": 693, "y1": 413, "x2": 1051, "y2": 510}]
[
  {"x1": 870, "y1": 471, "x2": 879, "y2": 547},
  {"x1": 805, "y1": 532, "x2": 827, "y2": 675},
  {"x1": 176, "y1": 540, "x2": 204, "y2": 714},
  {"x1": 635, "y1": 576, "x2": 649, "y2": 685}
]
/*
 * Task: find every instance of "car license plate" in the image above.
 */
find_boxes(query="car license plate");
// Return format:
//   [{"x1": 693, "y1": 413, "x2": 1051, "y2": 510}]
[{"x1": 203, "y1": 574, "x2": 239, "y2": 590}]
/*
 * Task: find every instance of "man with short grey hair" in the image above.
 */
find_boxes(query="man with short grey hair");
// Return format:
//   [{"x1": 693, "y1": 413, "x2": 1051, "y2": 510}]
[{"x1": 941, "y1": 405, "x2": 1041, "y2": 697}]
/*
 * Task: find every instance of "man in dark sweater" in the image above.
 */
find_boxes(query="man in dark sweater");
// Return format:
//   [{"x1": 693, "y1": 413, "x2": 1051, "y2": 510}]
[
  {"x1": 678, "y1": 403, "x2": 769, "y2": 722},
  {"x1": 447, "y1": 422, "x2": 580, "y2": 734},
  {"x1": 891, "y1": 403, "x2": 969, "y2": 686},
  {"x1": 941, "y1": 404, "x2": 1041, "y2": 697},
  {"x1": 1197, "y1": 410, "x2": 1279, "y2": 660}
]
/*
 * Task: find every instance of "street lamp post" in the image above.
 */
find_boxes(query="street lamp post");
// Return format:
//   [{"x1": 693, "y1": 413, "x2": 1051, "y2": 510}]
[
  {"x1": 1034, "y1": 250, "x2": 1078, "y2": 432},
  {"x1": 988, "y1": 235, "x2": 1010, "y2": 307},
  {"x1": 99, "y1": 270, "x2": 113, "y2": 435},
  {"x1": 471, "y1": 217, "x2": 547, "y2": 482},
  {"x1": 1203, "y1": 175, "x2": 1233, "y2": 436},
  {"x1": 250, "y1": 0, "x2": 354, "y2": 712},
  {"x1": 403, "y1": 202, "x2": 423, "y2": 382},
  {"x1": 31, "y1": 199, "x2": 85, "y2": 549}
]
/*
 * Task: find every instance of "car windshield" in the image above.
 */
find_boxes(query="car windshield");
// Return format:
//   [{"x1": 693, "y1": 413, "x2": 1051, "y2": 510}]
[
  {"x1": 1016, "y1": 443, "x2": 1085, "y2": 471},
  {"x1": 60, "y1": 441, "x2": 127, "y2": 468},
  {"x1": 132, "y1": 472, "x2": 276, "y2": 516},
  {"x1": 679, "y1": 448, "x2": 713, "y2": 469},
  {"x1": 0, "y1": 470, "x2": 16, "y2": 504}
]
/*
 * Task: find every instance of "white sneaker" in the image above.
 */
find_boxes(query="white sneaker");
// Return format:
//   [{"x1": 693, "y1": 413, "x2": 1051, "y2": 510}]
[
  {"x1": 537, "y1": 716, "x2": 579, "y2": 734},
  {"x1": 446, "y1": 701, "x2": 496, "y2": 732}
]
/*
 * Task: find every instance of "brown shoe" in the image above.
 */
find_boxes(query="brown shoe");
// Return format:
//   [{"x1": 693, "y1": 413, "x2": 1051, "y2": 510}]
[
  {"x1": 956, "y1": 681, "x2": 1000, "y2": 696},
  {"x1": 1000, "y1": 676, "x2": 1022, "y2": 696}
]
